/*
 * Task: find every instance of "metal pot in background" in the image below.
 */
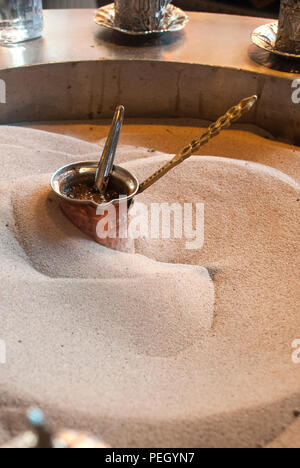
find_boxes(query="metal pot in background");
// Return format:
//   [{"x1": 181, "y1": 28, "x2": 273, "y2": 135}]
[
  {"x1": 276, "y1": 0, "x2": 300, "y2": 54},
  {"x1": 114, "y1": 0, "x2": 172, "y2": 32}
]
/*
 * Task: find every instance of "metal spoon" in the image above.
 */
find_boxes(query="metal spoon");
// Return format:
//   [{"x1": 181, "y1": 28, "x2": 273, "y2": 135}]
[{"x1": 95, "y1": 105, "x2": 125, "y2": 196}]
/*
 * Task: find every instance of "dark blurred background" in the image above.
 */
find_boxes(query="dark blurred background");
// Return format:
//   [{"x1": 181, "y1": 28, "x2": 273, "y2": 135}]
[{"x1": 43, "y1": 1, "x2": 280, "y2": 18}]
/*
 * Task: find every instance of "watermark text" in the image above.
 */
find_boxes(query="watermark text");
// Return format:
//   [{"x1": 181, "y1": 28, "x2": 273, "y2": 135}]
[
  {"x1": 292, "y1": 339, "x2": 300, "y2": 364},
  {"x1": 0, "y1": 79, "x2": 6, "y2": 104},
  {"x1": 0, "y1": 339, "x2": 6, "y2": 364},
  {"x1": 292, "y1": 79, "x2": 300, "y2": 104},
  {"x1": 96, "y1": 200, "x2": 205, "y2": 250}
]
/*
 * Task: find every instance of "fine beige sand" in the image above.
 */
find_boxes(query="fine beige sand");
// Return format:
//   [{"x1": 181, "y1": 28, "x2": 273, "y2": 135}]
[
  {"x1": 0, "y1": 123, "x2": 299, "y2": 448},
  {"x1": 266, "y1": 418, "x2": 300, "y2": 449}
]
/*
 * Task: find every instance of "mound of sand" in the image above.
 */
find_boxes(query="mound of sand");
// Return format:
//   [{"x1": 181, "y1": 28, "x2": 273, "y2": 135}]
[{"x1": 0, "y1": 125, "x2": 299, "y2": 448}]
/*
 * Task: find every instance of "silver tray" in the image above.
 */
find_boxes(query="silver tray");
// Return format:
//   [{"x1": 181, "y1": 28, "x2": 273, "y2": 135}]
[
  {"x1": 94, "y1": 3, "x2": 189, "y2": 36},
  {"x1": 252, "y1": 22, "x2": 300, "y2": 59}
]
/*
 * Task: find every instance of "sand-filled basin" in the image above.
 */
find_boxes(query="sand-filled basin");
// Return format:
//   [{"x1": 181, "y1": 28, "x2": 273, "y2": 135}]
[{"x1": 0, "y1": 123, "x2": 299, "y2": 448}]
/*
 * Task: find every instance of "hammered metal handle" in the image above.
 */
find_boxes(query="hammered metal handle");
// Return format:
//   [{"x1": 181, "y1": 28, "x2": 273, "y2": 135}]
[{"x1": 138, "y1": 95, "x2": 258, "y2": 194}]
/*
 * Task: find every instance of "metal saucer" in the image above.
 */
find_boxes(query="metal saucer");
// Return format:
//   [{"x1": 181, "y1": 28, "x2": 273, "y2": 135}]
[
  {"x1": 252, "y1": 22, "x2": 300, "y2": 59},
  {"x1": 94, "y1": 3, "x2": 189, "y2": 36}
]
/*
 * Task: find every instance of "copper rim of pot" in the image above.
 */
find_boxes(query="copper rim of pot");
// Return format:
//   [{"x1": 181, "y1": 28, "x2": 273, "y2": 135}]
[{"x1": 51, "y1": 161, "x2": 139, "y2": 208}]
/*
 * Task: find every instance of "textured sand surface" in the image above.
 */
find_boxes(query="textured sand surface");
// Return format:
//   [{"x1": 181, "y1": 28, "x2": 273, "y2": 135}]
[
  {"x1": 266, "y1": 417, "x2": 300, "y2": 449},
  {"x1": 0, "y1": 124, "x2": 299, "y2": 448}
]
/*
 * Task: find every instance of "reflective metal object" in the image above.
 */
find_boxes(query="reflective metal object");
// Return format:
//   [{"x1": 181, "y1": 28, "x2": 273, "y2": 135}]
[
  {"x1": 95, "y1": 105, "x2": 124, "y2": 195},
  {"x1": 114, "y1": 0, "x2": 171, "y2": 32},
  {"x1": 138, "y1": 95, "x2": 258, "y2": 194},
  {"x1": 94, "y1": 3, "x2": 189, "y2": 36},
  {"x1": 52, "y1": 162, "x2": 138, "y2": 208},
  {"x1": 252, "y1": 22, "x2": 300, "y2": 58},
  {"x1": 276, "y1": 0, "x2": 300, "y2": 55},
  {"x1": 51, "y1": 162, "x2": 139, "y2": 252}
]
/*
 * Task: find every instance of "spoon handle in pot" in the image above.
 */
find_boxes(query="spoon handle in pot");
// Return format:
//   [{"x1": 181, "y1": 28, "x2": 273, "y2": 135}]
[
  {"x1": 95, "y1": 105, "x2": 125, "y2": 194},
  {"x1": 137, "y1": 95, "x2": 258, "y2": 195}
]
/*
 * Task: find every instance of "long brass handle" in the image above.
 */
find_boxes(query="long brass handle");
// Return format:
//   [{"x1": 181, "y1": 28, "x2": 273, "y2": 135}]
[{"x1": 138, "y1": 95, "x2": 258, "y2": 195}]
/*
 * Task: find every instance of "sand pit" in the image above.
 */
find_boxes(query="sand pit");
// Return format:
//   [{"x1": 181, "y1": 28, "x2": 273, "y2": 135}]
[{"x1": 0, "y1": 125, "x2": 299, "y2": 448}]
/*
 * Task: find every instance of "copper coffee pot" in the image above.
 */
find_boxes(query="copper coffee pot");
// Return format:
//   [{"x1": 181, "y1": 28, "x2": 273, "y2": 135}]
[{"x1": 51, "y1": 96, "x2": 258, "y2": 251}]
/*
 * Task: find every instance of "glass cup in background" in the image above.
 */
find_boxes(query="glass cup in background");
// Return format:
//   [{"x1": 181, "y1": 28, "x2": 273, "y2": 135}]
[{"x1": 0, "y1": 0, "x2": 43, "y2": 45}]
